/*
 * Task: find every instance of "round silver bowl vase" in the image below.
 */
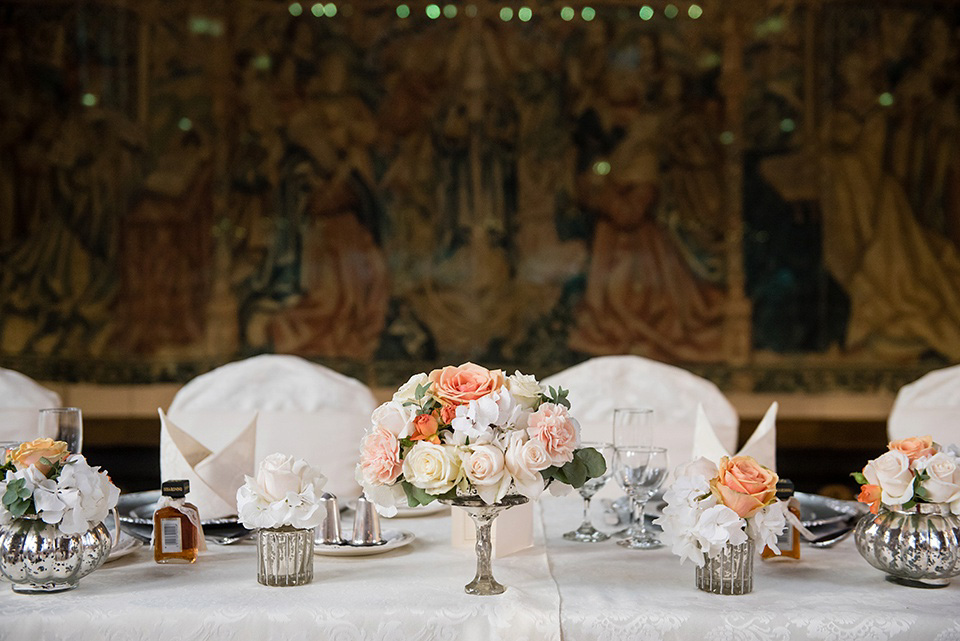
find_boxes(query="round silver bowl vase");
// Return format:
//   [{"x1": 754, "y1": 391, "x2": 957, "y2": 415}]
[
  {"x1": 0, "y1": 518, "x2": 113, "y2": 593},
  {"x1": 854, "y1": 503, "x2": 960, "y2": 588}
]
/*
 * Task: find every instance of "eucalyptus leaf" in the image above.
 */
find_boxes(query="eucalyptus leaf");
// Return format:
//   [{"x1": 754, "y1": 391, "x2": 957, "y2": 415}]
[
  {"x1": 576, "y1": 447, "x2": 607, "y2": 479},
  {"x1": 561, "y1": 458, "x2": 587, "y2": 488}
]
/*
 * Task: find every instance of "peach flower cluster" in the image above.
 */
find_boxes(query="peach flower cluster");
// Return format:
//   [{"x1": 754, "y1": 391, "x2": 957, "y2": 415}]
[
  {"x1": 855, "y1": 436, "x2": 960, "y2": 514},
  {"x1": 356, "y1": 363, "x2": 601, "y2": 514}
]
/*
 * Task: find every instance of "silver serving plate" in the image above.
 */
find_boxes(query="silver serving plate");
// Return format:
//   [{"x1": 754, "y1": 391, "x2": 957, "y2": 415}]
[
  {"x1": 117, "y1": 490, "x2": 252, "y2": 544},
  {"x1": 796, "y1": 492, "x2": 867, "y2": 527}
]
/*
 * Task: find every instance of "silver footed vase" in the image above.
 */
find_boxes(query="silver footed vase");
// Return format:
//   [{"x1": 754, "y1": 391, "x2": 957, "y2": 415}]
[
  {"x1": 440, "y1": 494, "x2": 529, "y2": 596},
  {"x1": 854, "y1": 503, "x2": 960, "y2": 588},
  {"x1": 0, "y1": 517, "x2": 113, "y2": 593}
]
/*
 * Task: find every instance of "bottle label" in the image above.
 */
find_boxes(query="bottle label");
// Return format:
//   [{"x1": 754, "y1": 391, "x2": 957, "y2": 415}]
[
  {"x1": 776, "y1": 525, "x2": 795, "y2": 551},
  {"x1": 161, "y1": 518, "x2": 182, "y2": 554}
]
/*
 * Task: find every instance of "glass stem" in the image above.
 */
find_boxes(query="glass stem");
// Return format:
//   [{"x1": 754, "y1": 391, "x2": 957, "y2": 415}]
[
  {"x1": 580, "y1": 497, "x2": 592, "y2": 529},
  {"x1": 635, "y1": 497, "x2": 647, "y2": 537},
  {"x1": 473, "y1": 513, "x2": 495, "y2": 585}
]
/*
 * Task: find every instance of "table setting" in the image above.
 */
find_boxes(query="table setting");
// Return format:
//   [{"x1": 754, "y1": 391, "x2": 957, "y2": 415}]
[{"x1": 1, "y1": 362, "x2": 960, "y2": 641}]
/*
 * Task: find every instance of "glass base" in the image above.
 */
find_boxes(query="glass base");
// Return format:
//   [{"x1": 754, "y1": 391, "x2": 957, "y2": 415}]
[
  {"x1": 12, "y1": 581, "x2": 78, "y2": 594},
  {"x1": 617, "y1": 536, "x2": 662, "y2": 550},
  {"x1": 564, "y1": 526, "x2": 610, "y2": 543},
  {"x1": 886, "y1": 574, "x2": 950, "y2": 589},
  {"x1": 465, "y1": 576, "x2": 506, "y2": 595}
]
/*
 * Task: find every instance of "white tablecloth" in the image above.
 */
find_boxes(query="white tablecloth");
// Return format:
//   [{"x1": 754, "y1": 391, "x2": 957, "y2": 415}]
[{"x1": 1, "y1": 498, "x2": 959, "y2": 641}]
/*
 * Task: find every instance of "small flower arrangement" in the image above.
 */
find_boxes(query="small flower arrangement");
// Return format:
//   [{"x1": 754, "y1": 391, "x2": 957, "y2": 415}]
[
  {"x1": 356, "y1": 363, "x2": 606, "y2": 514},
  {"x1": 0, "y1": 438, "x2": 120, "y2": 535},
  {"x1": 853, "y1": 436, "x2": 960, "y2": 515},
  {"x1": 654, "y1": 456, "x2": 786, "y2": 566},
  {"x1": 236, "y1": 453, "x2": 328, "y2": 530}
]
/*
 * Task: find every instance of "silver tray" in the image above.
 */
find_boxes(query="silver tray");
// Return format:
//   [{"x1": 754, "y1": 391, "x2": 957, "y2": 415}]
[
  {"x1": 796, "y1": 492, "x2": 867, "y2": 527},
  {"x1": 117, "y1": 490, "x2": 252, "y2": 543}
]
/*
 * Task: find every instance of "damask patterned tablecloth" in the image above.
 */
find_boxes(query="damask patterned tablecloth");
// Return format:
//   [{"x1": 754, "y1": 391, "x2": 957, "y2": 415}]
[{"x1": 1, "y1": 498, "x2": 959, "y2": 641}]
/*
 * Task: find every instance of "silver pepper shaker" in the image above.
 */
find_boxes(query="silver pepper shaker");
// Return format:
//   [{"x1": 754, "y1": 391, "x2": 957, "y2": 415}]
[
  {"x1": 351, "y1": 494, "x2": 384, "y2": 546},
  {"x1": 317, "y1": 492, "x2": 343, "y2": 545}
]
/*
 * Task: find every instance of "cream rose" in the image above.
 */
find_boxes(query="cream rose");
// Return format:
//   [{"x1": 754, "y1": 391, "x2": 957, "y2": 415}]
[
  {"x1": 393, "y1": 373, "x2": 431, "y2": 404},
  {"x1": 238, "y1": 453, "x2": 327, "y2": 530},
  {"x1": 10, "y1": 438, "x2": 70, "y2": 475},
  {"x1": 428, "y1": 363, "x2": 504, "y2": 406},
  {"x1": 863, "y1": 449, "x2": 914, "y2": 506},
  {"x1": 919, "y1": 452, "x2": 960, "y2": 507},
  {"x1": 255, "y1": 452, "x2": 326, "y2": 502},
  {"x1": 461, "y1": 444, "x2": 511, "y2": 504},
  {"x1": 505, "y1": 432, "x2": 551, "y2": 500},
  {"x1": 371, "y1": 400, "x2": 417, "y2": 439},
  {"x1": 506, "y1": 371, "x2": 543, "y2": 410},
  {"x1": 402, "y1": 442, "x2": 462, "y2": 495},
  {"x1": 526, "y1": 403, "x2": 580, "y2": 465},
  {"x1": 710, "y1": 456, "x2": 778, "y2": 518}
]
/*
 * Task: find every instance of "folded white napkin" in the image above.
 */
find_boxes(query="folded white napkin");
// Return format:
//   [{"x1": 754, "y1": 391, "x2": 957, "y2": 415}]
[
  {"x1": 889, "y1": 364, "x2": 960, "y2": 444},
  {"x1": 159, "y1": 409, "x2": 258, "y2": 518},
  {"x1": 692, "y1": 402, "x2": 778, "y2": 471}
]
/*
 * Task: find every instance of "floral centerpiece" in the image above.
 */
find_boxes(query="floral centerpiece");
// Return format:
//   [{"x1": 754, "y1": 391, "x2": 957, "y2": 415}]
[
  {"x1": 852, "y1": 436, "x2": 960, "y2": 588},
  {"x1": 852, "y1": 436, "x2": 960, "y2": 514},
  {"x1": 356, "y1": 363, "x2": 605, "y2": 513},
  {"x1": 0, "y1": 438, "x2": 120, "y2": 593},
  {"x1": 1, "y1": 438, "x2": 119, "y2": 534},
  {"x1": 654, "y1": 456, "x2": 785, "y2": 594},
  {"x1": 236, "y1": 453, "x2": 328, "y2": 587}
]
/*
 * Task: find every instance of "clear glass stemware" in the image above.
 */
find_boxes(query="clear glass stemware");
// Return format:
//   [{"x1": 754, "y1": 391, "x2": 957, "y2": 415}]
[
  {"x1": 38, "y1": 407, "x2": 83, "y2": 454},
  {"x1": 614, "y1": 446, "x2": 668, "y2": 550},
  {"x1": 563, "y1": 442, "x2": 614, "y2": 543}
]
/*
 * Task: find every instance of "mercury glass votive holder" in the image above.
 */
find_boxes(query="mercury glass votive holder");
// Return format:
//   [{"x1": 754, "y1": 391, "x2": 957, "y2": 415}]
[
  {"x1": 695, "y1": 538, "x2": 755, "y2": 595},
  {"x1": 257, "y1": 526, "x2": 315, "y2": 587}
]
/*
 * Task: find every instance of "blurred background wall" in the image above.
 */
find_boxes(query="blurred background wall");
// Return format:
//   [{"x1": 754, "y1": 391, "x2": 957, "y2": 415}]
[{"x1": 2, "y1": 0, "x2": 959, "y2": 491}]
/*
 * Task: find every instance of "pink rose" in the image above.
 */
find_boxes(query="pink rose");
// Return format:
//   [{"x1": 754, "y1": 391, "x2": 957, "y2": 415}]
[
  {"x1": 358, "y1": 426, "x2": 403, "y2": 486},
  {"x1": 889, "y1": 435, "x2": 937, "y2": 463},
  {"x1": 428, "y1": 363, "x2": 504, "y2": 406},
  {"x1": 526, "y1": 402, "x2": 579, "y2": 466},
  {"x1": 710, "y1": 456, "x2": 778, "y2": 518},
  {"x1": 440, "y1": 405, "x2": 457, "y2": 425}
]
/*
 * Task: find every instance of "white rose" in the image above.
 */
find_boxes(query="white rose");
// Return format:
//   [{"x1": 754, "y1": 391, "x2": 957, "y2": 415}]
[
  {"x1": 919, "y1": 452, "x2": 960, "y2": 507},
  {"x1": 371, "y1": 401, "x2": 417, "y2": 439},
  {"x1": 393, "y1": 373, "x2": 430, "y2": 404},
  {"x1": 402, "y1": 442, "x2": 462, "y2": 495},
  {"x1": 863, "y1": 450, "x2": 915, "y2": 506},
  {"x1": 462, "y1": 444, "x2": 511, "y2": 504},
  {"x1": 506, "y1": 372, "x2": 543, "y2": 410},
  {"x1": 504, "y1": 432, "x2": 550, "y2": 500},
  {"x1": 238, "y1": 453, "x2": 327, "y2": 529}
]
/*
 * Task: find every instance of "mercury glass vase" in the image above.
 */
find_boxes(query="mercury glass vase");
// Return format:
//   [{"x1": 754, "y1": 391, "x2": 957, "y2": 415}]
[
  {"x1": 854, "y1": 503, "x2": 960, "y2": 588},
  {"x1": 257, "y1": 526, "x2": 315, "y2": 587},
  {"x1": 696, "y1": 538, "x2": 755, "y2": 595},
  {"x1": 440, "y1": 494, "x2": 529, "y2": 596},
  {"x1": 0, "y1": 517, "x2": 113, "y2": 593}
]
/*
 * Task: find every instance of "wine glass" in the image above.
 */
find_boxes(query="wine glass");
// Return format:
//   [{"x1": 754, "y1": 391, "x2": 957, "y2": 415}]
[
  {"x1": 562, "y1": 442, "x2": 614, "y2": 543},
  {"x1": 613, "y1": 408, "x2": 654, "y2": 448},
  {"x1": 38, "y1": 407, "x2": 83, "y2": 454},
  {"x1": 614, "y1": 446, "x2": 668, "y2": 550}
]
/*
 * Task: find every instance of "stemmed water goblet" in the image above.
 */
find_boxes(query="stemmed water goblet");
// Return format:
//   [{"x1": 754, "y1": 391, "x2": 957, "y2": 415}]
[
  {"x1": 614, "y1": 446, "x2": 668, "y2": 550},
  {"x1": 563, "y1": 442, "x2": 614, "y2": 543}
]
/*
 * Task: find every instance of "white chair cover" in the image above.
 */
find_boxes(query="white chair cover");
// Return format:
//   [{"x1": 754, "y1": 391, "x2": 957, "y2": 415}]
[
  {"x1": 542, "y1": 355, "x2": 739, "y2": 466},
  {"x1": 0, "y1": 368, "x2": 61, "y2": 443},
  {"x1": 888, "y1": 364, "x2": 960, "y2": 445},
  {"x1": 163, "y1": 355, "x2": 377, "y2": 516}
]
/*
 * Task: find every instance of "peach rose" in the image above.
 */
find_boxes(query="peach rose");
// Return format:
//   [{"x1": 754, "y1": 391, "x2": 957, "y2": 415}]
[
  {"x1": 888, "y1": 436, "x2": 937, "y2": 463},
  {"x1": 526, "y1": 402, "x2": 580, "y2": 466},
  {"x1": 857, "y1": 484, "x2": 882, "y2": 514},
  {"x1": 428, "y1": 363, "x2": 504, "y2": 406},
  {"x1": 358, "y1": 427, "x2": 403, "y2": 486},
  {"x1": 10, "y1": 438, "x2": 69, "y2": 475},
  {"x1": 710, "y1": 456, "x2": 778, "y2": 518},
  {"x1": 411, "y1": 414, "x2": 440, "y2": 444}
]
